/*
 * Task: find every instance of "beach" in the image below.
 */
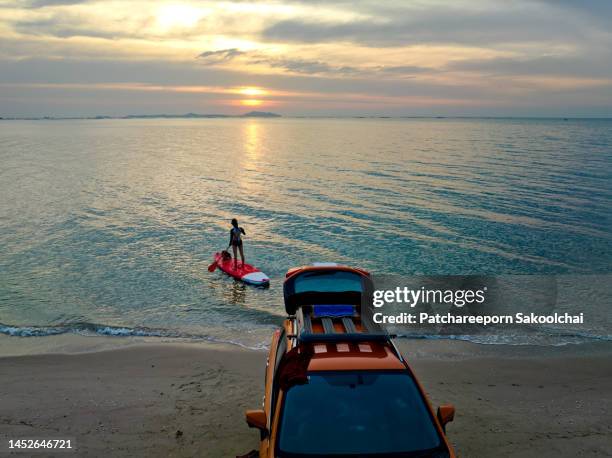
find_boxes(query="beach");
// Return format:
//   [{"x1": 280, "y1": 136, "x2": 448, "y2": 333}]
[{"x1": 1, "y1": 337, "x2": 610, "y2": 457}]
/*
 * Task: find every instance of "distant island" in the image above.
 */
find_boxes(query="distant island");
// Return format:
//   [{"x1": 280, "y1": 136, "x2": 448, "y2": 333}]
[
  {"x1": 0, "y1": 111, "x2": 282, "y2": 121},
  {"x1": 242, "y1": 111, "x2": 281, "y2": 118},
  {"x1": 124, "y1": 111, "x2": 281, "y2": 119}
]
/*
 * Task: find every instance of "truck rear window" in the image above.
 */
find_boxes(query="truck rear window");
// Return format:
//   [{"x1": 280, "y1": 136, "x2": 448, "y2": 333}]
[{"x1": 293, "y1": 271, "x2": 363, "y2": 295}]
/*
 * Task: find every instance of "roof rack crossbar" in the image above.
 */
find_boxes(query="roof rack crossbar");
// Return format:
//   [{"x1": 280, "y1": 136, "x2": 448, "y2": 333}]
[
  {"x1": 342, "y1": 317, "x2": 357, "y2": 334},
  {"x1": 299, "y1": 308, "x2": 313, "y2": 335},
  {"x1": 321, "y1": 317, "x2": 335, "y2": 334}
]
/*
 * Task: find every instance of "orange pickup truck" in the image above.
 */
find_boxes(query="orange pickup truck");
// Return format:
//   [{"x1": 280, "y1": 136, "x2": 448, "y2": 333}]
[{"x1": 245, "y1": 264, "x2": 456, "y2": 458}]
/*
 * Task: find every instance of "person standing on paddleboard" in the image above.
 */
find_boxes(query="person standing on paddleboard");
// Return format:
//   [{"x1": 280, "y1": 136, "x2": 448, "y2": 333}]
[{"x1": 227, "y1": 218, "x2": 246, "y2": 269}]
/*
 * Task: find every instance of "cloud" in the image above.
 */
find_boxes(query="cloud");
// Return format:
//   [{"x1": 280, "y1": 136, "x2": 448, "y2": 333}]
[
  {"x1": 259, "y1": 59, "x2": 435, "y2": 77},
  {"x1": 197, "y1": 48, "x2": 358, "y2": 76},
  {"x1": 261, "y1": 2, "x2": 605, "y2": 47},
  {"x1": 14, "y1": 18, "x2": 123, "y2": 38},
  {"x1": 252, "y1": 56, "x2": 359, "y2": 75},
  {"x1": 262, "y1": 17, "x2": 551, "y2": 47},
  {"x1": 25, "y1": 0, "x2": 91, "y2": 7},
  {"x1": 534, "y1": 0, "x2": 612, "y2": 19},
  {"x1": 448, "y1": 54, "x2": 612, "y2": 79},
  {"x1": 265, "y1": 58, "x2": 336, "y2": 74},
  {"x1": 0, "y1": 57, "x2": 246, "y2": 86},
  {"x1": 196, "y1": 48, "x2": 433, "y2": 77},
  {"x1": 378, "y1": 65, "x2": 431, "y2": 75},
  {"x1": 198, "y1": 48, "x2": 246, "y2": 64}
]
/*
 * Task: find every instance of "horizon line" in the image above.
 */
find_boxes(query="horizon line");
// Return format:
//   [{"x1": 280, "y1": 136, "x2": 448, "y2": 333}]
[{"x1": 2, "y1": 114, "x2": 612, "y2": 121}]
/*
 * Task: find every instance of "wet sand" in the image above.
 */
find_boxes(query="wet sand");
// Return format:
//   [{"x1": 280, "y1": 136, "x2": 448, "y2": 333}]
[{"x1": 0, "y1": 338, "x2": 610, "y2": 457}]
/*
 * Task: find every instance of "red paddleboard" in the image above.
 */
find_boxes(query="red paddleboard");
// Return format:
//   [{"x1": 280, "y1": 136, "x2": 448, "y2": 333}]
[{"x1": 213, "y1": 252, "x2": 270, "y2": 286}]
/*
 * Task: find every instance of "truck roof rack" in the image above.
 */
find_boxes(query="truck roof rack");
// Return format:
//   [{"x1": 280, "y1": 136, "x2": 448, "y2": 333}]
[{"x1": 295, "y1": 304, "x2": 395, "y2": 344}]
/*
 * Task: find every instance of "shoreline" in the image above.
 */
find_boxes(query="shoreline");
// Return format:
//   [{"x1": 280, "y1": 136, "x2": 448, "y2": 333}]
[
  {"x1": 0, "y1": 337, "x2": 610, "y2": 456},
  {"x1": 1, "y1": 333, "x2": 610, "y2": 359}
]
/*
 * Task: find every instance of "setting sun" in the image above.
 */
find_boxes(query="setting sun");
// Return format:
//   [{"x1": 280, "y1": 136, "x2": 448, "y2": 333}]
[{"x1": 238, "y1": 87, "x2": 267, "y2": 97}]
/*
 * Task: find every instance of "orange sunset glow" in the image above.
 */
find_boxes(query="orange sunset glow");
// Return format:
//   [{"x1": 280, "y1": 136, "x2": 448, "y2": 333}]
[
  {"x1": 241, "y1": 99, "x2": 263, "y2": 107},
  {"x1": 0, "y1": 1, "x2": 611, "y2": 117}
]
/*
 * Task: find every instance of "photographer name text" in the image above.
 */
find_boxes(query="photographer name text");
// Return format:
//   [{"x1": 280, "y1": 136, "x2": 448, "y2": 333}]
[{"x1": 373, "y1": 312, "x2": 584, "y2": 326}]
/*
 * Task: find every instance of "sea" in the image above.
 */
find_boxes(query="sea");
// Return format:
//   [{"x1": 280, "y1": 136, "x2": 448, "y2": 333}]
[{"x1": 1, "y1": 117, "x2": 611, "y2": 350}]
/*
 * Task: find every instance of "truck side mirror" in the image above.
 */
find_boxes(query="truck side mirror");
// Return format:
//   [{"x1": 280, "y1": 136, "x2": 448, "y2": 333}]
[
  {"x1": 437, "y1": 404, "x2": 455, "y2": 432},
  {"x1": 245, "y1": 409, "x2": 268, "y2": 434}
]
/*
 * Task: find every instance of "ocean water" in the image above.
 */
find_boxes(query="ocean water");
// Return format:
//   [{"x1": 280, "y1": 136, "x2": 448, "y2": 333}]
[{"x1": 1, "y1": 118, "x2": 611, "y2": 349}]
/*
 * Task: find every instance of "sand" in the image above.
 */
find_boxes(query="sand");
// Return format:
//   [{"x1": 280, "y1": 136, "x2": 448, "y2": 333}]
[{"x1": 0, "y1": 338, "x2": 611, "y2": 457}]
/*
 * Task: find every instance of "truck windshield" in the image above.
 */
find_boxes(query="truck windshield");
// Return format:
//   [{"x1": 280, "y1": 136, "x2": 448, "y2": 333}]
[{"x1": 277, "y1": 371, "x2": 446, "y2": 458}]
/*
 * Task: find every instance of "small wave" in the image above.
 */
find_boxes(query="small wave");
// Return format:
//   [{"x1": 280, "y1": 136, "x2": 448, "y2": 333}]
[
  {"x1": 0, "y1": 325, "x2": 66, "y2": 337},
  {"x1": 2, "y1": 322, "x2": 609, "y2": 349},
  {"x1": 395, "y1": 332, "x2": 612, "y2": 346},
  {"x1": 0, "y1": 322, "x2": 268, "y2": 351}
]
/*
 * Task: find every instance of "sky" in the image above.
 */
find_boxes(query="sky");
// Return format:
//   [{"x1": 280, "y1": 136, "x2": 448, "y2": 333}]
[{"x1": 1, "y1": 0, "x2": 611, "y2": 117}]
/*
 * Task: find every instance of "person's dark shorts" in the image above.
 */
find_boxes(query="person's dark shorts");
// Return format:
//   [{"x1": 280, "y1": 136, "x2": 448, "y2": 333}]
[{"x1": 231, "y1": 240, "x2": 243, "y2": 247}]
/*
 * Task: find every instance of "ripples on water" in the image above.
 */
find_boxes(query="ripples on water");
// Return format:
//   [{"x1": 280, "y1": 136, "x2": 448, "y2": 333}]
[{"x1": 0, "y1": 118, "x2": 611, "y2": 347}]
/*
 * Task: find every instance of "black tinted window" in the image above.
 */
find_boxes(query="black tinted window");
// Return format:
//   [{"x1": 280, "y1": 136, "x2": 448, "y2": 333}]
[
  {"x1": 278, "y1": 371, "x2": 442, "y2": 456},
  {"x1": 293, "y1": 271, "x2": 363, "y2": 294}
]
